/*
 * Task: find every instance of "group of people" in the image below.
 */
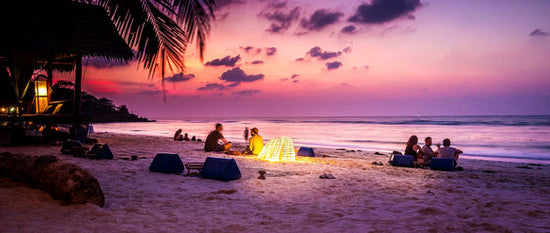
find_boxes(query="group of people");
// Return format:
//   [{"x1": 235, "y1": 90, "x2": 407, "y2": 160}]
[
  {"x1": 203, "y1": 123, "x2": 264, "y2": 155},
  {"x1": 173, "y1": 129, "x2": 197, "y2": 142},
  {"x1": 405, "y1": 135, "x2": 463, "y2": 168}
]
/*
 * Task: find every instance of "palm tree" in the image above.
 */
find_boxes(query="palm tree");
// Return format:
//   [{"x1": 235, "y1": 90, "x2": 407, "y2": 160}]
[{"x1": 94, "y1": 0, "x2": 215, "y2": 78}]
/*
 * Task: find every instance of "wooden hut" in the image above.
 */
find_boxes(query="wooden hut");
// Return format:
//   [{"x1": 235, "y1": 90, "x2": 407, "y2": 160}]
[{"x1": 0, "y1": 0, "x2": 133, "y2": 142}]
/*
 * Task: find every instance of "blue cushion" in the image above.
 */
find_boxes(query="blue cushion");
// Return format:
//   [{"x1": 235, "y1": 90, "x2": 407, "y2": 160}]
[
  {"x1": 297, "y1": 147, "x2": 315, "y2": 157},
  {"x1": 392, "y1": 154, "x2": 415, "y2": 167},
  {"x1": 87, "y1": 144, "x2": 113, "y2": 160},
  {"x1": 201, "y1": 157, "x2": 241, "y2": 181},
  {"x1": 149, "y1": 153, "x2": 184, "y2": 174},
  {"x1": 430, "y1": 158, "x2": 455, "y2": 171},
  {"x1": 61, "y1": 139, "x2": 82, "y2": 155}
]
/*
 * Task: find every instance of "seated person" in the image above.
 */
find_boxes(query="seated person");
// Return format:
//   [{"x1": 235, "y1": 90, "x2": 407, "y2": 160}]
[
  {"x1": 183, "y1": 133, "x2": 190, "y2": 141},
  {"x1": 420, "y1": 136, "x2": 437, "y2": 166},
  {"x1": 204, "y1": 123, "x2": 232, "y2": 152},
  {"x1": 435, "y1": 138, "x2": 463, "y2": 167},
  {"x1": 173, "y1": 129, "x2": 183, "y2": 141},
  {"x1": 405, "y1": 135, "x2": 423, "y2": 160},
  {"x1": 245, "y1": 127, "x2": 264, "y2": 155}
]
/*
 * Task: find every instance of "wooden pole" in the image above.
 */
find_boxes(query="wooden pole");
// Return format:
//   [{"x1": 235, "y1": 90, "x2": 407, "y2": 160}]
[{"x1": 74, "y1": 54, "x2": 82, "y2": 126}]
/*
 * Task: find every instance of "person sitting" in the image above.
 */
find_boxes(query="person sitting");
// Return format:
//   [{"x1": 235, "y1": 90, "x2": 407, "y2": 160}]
[
  {"x1": 191, "y1": 136, "x2": 196, "y2": 141},
  {"x1": 204, "y1": 123, "x2": 232, "y2": 152},
  {"x1": 245, "y1": 127, "x2": 264, "y2": 155},
  {"x1": 173, "y1": 129, "x2": 183, "y2": 141},
  {"x1": 420, "y1": 137, "x2": 437, "y2": 166},
  {"x1": 435, "y1": 138, "x2": 463, "y2": 168},
  {"x1": 183, "y1": 133, "x2": 190, "y2": 141},
  {"x1": 405, "y1": 135, "x2": 423, "y2": 159}
]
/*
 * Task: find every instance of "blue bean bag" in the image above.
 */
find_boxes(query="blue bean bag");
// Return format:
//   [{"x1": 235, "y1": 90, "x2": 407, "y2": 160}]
[
  {"x1": 297, "y1": 147, "x2": 315, "y2": 157},
  {"x1": 392, "y1": 154, "x2": 415, "y2": 167},
  {"x1": 201, "y1": 157, "x2": 241, "y2": 181},
  {"x1": 430, "y1": 158, "x2": 455, "y2": 171},
  {"x1": 149, "y1": 153, "x2": 184, "y2": 174}
]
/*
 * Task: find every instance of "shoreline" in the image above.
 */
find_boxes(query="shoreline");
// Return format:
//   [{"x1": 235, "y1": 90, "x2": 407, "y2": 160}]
[
  {"x1": 1, "y1": 132, "x2": 549, "y2": 232},
  {"x1": 92, "y1": 130, "x2": 550, "y2": 165}
]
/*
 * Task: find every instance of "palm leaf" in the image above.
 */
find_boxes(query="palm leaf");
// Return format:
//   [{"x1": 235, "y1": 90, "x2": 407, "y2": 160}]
[{"x1": 96, "y1": 0, "x2": 215, "y2": 76}]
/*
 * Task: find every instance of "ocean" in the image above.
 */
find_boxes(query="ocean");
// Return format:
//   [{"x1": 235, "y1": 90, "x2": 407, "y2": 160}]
[{"x1": 93, "y1": 115, "x2": 550, "y2": 164}]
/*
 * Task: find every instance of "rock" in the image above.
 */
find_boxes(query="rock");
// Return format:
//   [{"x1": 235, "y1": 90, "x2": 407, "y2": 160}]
[{"x1": 0, "y1": 152, "x2": 105, "y2": 207}]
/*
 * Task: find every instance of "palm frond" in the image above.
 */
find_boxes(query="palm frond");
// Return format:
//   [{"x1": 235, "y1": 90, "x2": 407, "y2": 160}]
[{"x1": 96, "y1": 0, "x2": 215, "y2": 76}]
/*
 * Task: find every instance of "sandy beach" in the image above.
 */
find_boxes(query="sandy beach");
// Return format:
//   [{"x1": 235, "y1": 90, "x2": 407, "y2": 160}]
[{"x1": 1, "y1": 132, "x2": 549, "y2": 232}]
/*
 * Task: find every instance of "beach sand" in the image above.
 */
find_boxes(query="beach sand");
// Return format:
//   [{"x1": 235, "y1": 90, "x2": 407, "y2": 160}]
[{"x1": 1, "y1": 132, "x2": 549, "y2": 232}]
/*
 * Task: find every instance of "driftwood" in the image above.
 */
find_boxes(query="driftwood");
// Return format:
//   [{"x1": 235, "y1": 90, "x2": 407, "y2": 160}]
[{"x1": 0, "y1": 152, "x2": 105, "y2": 207}]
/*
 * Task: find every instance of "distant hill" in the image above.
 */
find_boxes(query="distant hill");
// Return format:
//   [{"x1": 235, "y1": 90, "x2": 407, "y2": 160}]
[{"x1": 51, "y1": 80, "x2": 153, "y2": 123}]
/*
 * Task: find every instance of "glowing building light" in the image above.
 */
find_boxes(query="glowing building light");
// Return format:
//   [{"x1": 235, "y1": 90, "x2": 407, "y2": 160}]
[
  {"x1": 34, "y1": 80, "x2": 49, "y2": 113},
  {"x1": 257, "y1": 136, "x2": 296, "y2": 162}
]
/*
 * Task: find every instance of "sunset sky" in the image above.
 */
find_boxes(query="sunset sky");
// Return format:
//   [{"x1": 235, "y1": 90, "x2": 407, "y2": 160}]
[{"x1": 57, "y1": 0, "x2": 550, "y2": 118}]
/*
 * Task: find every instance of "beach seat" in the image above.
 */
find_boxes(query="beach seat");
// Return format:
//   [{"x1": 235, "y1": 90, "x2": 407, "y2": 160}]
[
  {"x1": 200, "y1": 157, "x2": 241, "y2": 181},
  {"x1": 391, "y1": 154, "x2": 415, "y2": 167},
  {"x1": 61, "y1": 139, "x2": 83, "y2": 155},
  {"x1": 297, "y1": 147, "x2": 315, "y2": 157},
  {"x1": 87, "y1": 144, "x2": 113, "y2": 160},
  {"x1": 149, "y1": 153, "x2": 185, "y2": 174},
  {"x1": 184, "y1": 162, "x2": 204, "y2": 176},
  {"x1": 430, "y1": 158, "x2": 455, "y2": 171}
]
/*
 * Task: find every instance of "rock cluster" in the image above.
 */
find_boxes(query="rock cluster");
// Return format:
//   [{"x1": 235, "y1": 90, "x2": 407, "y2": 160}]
[{"x1": 0, "y1": 152, "x2": 105, "y2": 207}]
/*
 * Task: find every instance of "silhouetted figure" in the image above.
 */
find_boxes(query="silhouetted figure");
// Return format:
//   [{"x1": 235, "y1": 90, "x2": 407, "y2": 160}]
[
  {"x1": 435, "y1": 138, "x2": 463, "y2": 168},
  {"x1": 174, "y1": 129, "x2": 183, "y2": 141},
  {"x1": 191, "y1": 136, "x2": 196, "y2": 141},
  {"x1": 244, "y1": 127, "x2": 249, "y2": 142},
  {"x1": 204, "y1": 123, "x2": 232, "y2": 152},
  {"x1": 183, "y1": 133, "x2": 190, "y2": 141}
]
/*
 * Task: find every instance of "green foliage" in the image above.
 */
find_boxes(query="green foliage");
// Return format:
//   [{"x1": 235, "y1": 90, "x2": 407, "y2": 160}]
[{"x1": 51, "y1": 80, "x2": 151, "y2": 123}]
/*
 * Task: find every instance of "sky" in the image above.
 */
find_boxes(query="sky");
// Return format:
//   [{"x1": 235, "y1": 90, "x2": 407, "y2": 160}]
[{"x1": 55, "y1": 0, "x2": 550, "y2": 118}]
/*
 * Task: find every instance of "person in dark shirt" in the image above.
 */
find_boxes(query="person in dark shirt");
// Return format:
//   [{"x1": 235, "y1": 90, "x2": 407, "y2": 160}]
[{"x1": 204, "y1": 123, "x2": 232, "y2": 152}]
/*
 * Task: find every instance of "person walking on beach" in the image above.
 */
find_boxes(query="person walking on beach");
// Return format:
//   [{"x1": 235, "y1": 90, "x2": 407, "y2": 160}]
[
  {"x1": 420, "y1": 137, "x2": 437, "y2": 166},
  {"x1": 204, "y1": 123, "x2": 232, "y2": 152},
  {"x1": 435, "y1": 138, "x2": 463, "y2": 168},
  {"x1": 248, "y1": 128, "x2": 264, "y2": 155},
  {"x1": 244, "y1": 127, "x2": 249, "y2": 143}
]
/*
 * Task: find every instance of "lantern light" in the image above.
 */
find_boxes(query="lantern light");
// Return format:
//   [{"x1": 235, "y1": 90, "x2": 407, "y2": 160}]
[{"x1": 34, "y1": 80, "x2": 49, "y2": 113}]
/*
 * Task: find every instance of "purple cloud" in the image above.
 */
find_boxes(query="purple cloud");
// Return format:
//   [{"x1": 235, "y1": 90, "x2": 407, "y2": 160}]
[
  {"x1": 259, "y1": 7, "x2": 300, "y2": 33},
  {"x1": 197, "y1": 83, "x2": 225, "y2": 91},
  {"x1": 530, "y1": 29, "x2": 549, "y2": 37},
  {"x1": 164, "y1": 73, "x2": 195, "y2": 82},
  {"x1": 251, "y1": 60, "x2": 264, "y2": 65},
  {"x1": 307, "y1": 46, "x2": 342, "y2": 60},
  {"x1": 326, "y1": 61, "x2": 343, "y2": 70},
  {"x1": 300, "y1": 9, "x2": 343, "y2": 31},
  {"x1": 348, "y1": 0, "x2": 422, "y2": 24},
  {"x1": 341, "y1": 25, "x2": 357, "y2": 33},
  {"x1": 219, "y1": 67, "x2": 264, "y2": 86},
  {"x1": 205, "y1": 55, "x2": 241, "y2": 67},
  {"x1": 215, "y1": 0, "x2": 246, "y2": 11},
  {"x1": 291, "y1": 74, "x2": 299, "y2": 79},
  {"x1": 266, "y1": 47, "x2": 277, "y2": 56},
  {"x1": 295, "y1": 57, "x2": 305, "y2": 61},
  {"x1": 233, "y1": 89, "x2": 262, "y2": 95}
]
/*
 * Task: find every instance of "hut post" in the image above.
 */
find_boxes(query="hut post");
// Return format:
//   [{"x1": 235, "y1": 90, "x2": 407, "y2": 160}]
[
  {"x1": 74, "y1": 54, "x2": 82, "y2": 126},
  {"x1": 46, "y1": 55, "x2": 53, "y2": 100}
]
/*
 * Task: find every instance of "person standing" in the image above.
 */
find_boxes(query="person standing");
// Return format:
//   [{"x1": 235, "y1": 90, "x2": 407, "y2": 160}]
[{"x1": 244, "y1": 127, "x2": 249, "y2": 143}]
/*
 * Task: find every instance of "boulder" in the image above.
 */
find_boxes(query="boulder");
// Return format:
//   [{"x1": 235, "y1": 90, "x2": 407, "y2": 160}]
[{"x1": 0, "y1": 152, "x2": 105, "y2": 207}]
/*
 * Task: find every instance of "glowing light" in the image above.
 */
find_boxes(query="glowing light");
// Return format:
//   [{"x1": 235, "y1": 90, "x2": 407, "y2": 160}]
[
  {"x1": 34, "y1": 80, "x2": 48, "y2": 113},
  {"x1": 0, "y1": 107, "x2": 5, "y2": 113},
  {"x1": 257, "y1": 136, "x2": 296, "y2": 162}
]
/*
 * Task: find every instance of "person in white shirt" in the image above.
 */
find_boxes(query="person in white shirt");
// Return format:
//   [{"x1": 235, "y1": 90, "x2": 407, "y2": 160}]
[
  {"x1": 435, "y1": 138, "x2": 463, "y2": 167},
  {"x1": 420, "y1": 137, "x2": 437, "y2": 166}
]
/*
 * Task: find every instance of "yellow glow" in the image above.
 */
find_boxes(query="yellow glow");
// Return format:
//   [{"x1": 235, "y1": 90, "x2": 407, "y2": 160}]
[
  {"x1": 0, "y1": 107, "x2": 5, "y2": 113},
  {"x1": 34, "y1": 80, "x2": 49, "y2": 113},
  {"x1": 257, "y1": 136, "x2": 296, "y2": 162}
]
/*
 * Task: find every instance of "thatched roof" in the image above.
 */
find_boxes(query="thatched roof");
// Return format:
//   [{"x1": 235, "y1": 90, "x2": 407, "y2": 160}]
[{"x1": 0, "y1": 1, "x2": 133, "y2": 61}]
